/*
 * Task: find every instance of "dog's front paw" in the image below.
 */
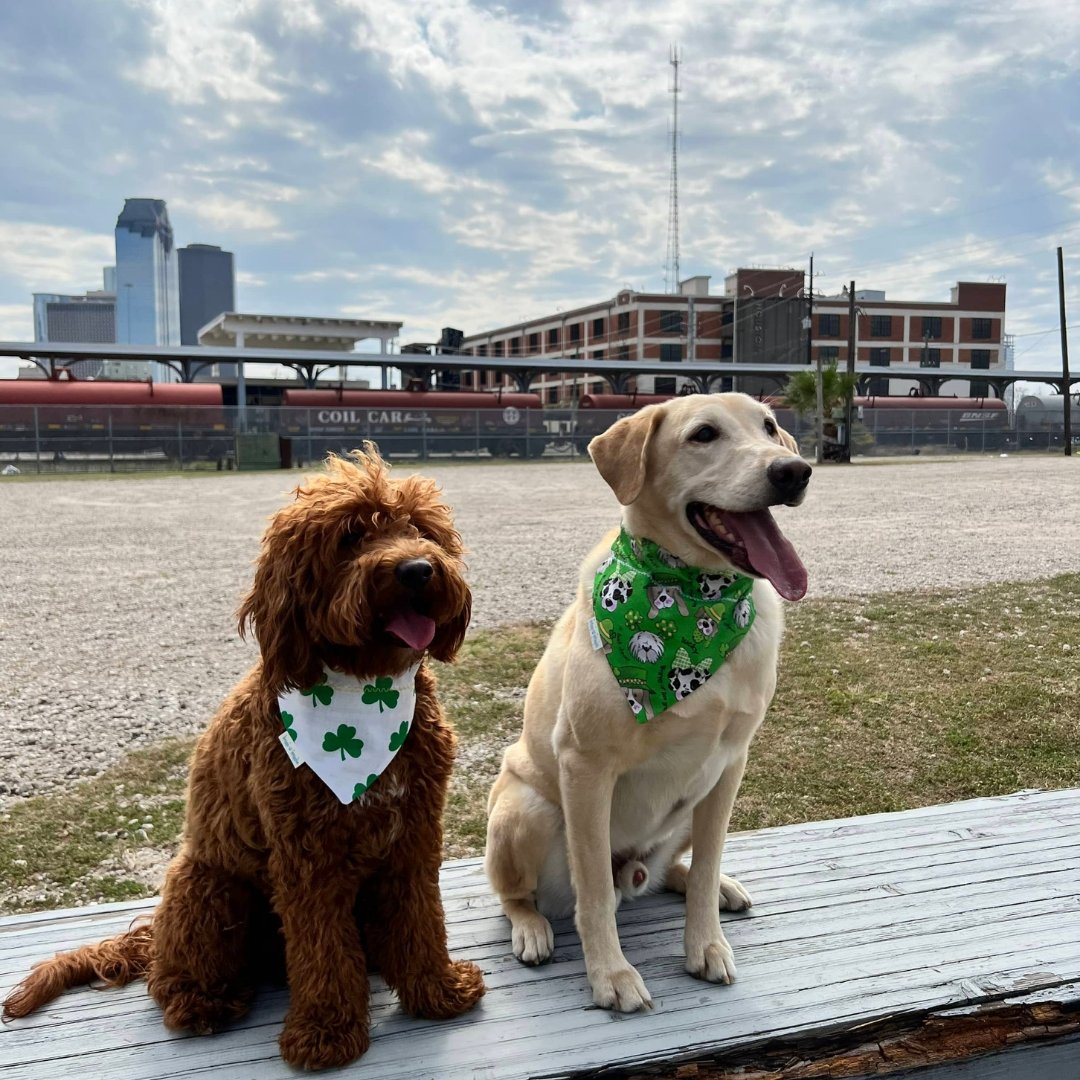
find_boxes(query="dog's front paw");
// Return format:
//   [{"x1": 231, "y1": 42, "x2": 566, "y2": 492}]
[
  {"x1": 718, "y1": 872, "x2": 753, "y2": 912},
  {"x1": 512, "y1": 912, "x2": 554, "y2": 965},
  {"x1": 278, "y1": 1007, "x2": 370, "y2": 1071},
  {"x1": 151, "y1": 976, "x2": 252, "y2": 1035},
  {"x1": 685, "y1": 930, "x2": 737, "y2": 985},
  {"x1": 590, "y1": 963, "x2": 653, "y2": 1012},
  {"x1": 399, "y1": 959, "x2": 486, "y2": 1020}
]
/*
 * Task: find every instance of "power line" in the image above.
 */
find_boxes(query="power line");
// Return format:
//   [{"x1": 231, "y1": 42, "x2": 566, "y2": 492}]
[{"x1": 664, "y1": 45, "x2": 681, "y2": 295}]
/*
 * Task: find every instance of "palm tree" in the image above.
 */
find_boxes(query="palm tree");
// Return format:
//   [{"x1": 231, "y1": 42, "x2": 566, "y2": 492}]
[{"x1": 783, "y1": 362, "x2": 859, "y2": 459}]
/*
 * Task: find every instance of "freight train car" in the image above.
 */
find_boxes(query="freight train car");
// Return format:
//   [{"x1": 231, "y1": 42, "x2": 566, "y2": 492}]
[
  {"x1": 0, "y1": 378, "x2": 228, "y2": 463},
  {"x1": 1014, "y1": 393, "x2": 1080, "y2": 448},
  {"x1": 279, "y1": 387, "x2": 547, "y2": 458}
]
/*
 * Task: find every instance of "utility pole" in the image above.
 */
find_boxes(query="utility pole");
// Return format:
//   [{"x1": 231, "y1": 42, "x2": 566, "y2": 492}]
[
  {"x1": 841, "y1": 280, "x2": 856, "y2": 462},
  {"x1": 1058, "y1": 246, "x2": 1072, "y2": 457},
  {"x1": 664, "y1": 45, "x2": 681, "y2": 294},
  {"x1": 806, "y1": 254, "x2": 824, "y2": 464}
]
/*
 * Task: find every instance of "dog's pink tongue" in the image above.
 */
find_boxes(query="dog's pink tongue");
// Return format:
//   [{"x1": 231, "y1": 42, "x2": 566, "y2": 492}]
[
  {"x1": 386, "y1": 609, "x2": 437, "y2": 650},
  {"x1": 723, "y1": 509, "x2": 808, "y2": 602}
]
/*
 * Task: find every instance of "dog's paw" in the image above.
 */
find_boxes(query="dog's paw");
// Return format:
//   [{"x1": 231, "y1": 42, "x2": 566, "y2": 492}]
[
  {"x1": 278, "y1": 1008, "x2": 370, "y2": 1071},
  {"x1": 399, "y1": 960, "x2": 486, "y2": 1020},
  {"x1": 152, "y1": 978, "x2": 252, "y2": 1035},
  {"x1": 685, "y1": 931, "x2": 737, "y2": 985},
  {"x1": 718, "y1": 872, "x2": 753, "y2": 912},
  {"x1": 512, "y1": 913, "x2": 555, "y2": 965},
  {"x1": 665, "y1": 864, "x2": 753, "y2": 911},
  {"x1": 590, "y1": 963, "x2": 653, "y2": 1012}
]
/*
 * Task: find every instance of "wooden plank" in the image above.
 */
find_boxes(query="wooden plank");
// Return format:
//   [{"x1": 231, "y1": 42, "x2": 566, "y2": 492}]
[{"x1": 0, "y1": 788, "x2": 1077, "y2": 1079}]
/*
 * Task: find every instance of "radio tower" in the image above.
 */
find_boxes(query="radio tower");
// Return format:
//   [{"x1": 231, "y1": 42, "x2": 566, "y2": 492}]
[{"x1": 664, "y1": 45, "x2": 682, "y2": 294}]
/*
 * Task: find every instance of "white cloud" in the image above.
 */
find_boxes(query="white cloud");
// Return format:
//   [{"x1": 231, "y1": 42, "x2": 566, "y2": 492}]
[{"x1": 0, "y1": 222, "x2": 113, "y2": 294}]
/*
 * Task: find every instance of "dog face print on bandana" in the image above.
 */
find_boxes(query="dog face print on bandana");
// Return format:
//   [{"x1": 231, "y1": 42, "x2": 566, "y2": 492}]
[
  {"x1": 591, "y1": 529, "x2": 755, "y2": 723},
  {"x1": 277, "y1": 663, "x2": 420, "y2": 804}
]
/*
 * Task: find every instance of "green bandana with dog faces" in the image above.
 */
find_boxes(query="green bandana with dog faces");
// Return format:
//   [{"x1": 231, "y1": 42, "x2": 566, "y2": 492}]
[{"x1": 590, "y1": 529, "x2": 756, "y2": 723}]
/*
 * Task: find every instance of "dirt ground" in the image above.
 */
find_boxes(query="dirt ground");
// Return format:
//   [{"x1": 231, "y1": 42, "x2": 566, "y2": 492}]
[{"x1": 1, "y1": 453, "x2": 1077, "y2": 800}]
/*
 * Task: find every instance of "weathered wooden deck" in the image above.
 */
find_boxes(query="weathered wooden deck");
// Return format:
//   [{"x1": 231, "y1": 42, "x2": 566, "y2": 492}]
[{"x1": 2, "y1": 788, "x2": 1079, "y2": 1079}]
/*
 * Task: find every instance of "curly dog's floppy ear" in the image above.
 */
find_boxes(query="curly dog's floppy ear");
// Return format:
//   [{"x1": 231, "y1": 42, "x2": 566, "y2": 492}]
[
  {"x1": 428, "y1": 583, "x2": 472, "y2": 663},
  {"x1": 588, "y1": 404, "x2": 665, "y2": 505},
  {"x1": 237, "y1": 515, "x2": 321, "y2": 694}
]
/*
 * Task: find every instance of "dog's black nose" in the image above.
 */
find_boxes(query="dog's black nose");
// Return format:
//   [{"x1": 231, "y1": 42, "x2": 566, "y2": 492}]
[
  {"x1": 767, "y1": 458, "x2": 812, "y2": 499},
  {"x1": 395, "y1": 558, "x2": 434, "y2": 592}
]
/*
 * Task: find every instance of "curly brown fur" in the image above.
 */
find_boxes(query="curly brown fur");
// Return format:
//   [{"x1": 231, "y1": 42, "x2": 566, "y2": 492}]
[{"x1": 2, "y1": 446, "x2": 484, "y2": 1070}]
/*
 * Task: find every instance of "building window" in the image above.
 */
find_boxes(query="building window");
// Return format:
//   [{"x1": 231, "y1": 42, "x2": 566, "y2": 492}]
[
  {"x1": 617, "y1": 311, "x2": 631, "y2": 333},
  {"x1": 655, "y1": 377, "x2": 676, "y2": 394},
  {"x1": 870, "y1": 315, "x2": 892, "y2": 337},
  {"x1": 592, "y1": 349, "x2": 605, "y2": 361},
  {"x1": 569, "y1": 323, "x2": 581, "y2": 342},
  {"x1": 921, "y1": 316, "x2": 942, "y2": 340},
  {"x1": 476, "y1": 344, "x2": 487, "y2": 357},
  {"x1": 660, "y1": 343, "x2": 681, "y2": 362},
  {"x1": 869, "y1": 347, "x2": 890, "y2": 366},
  {"x1": 721, "y1": 308, "x2": 733, "y2": 326},
  {"x1": 819, "y1": 314, "x2": 841, "y2": 337},
  {"x1": 492, "y1": 341, "x2": 503, "y2": 357},
  {"x1": 971, "y1": 349, "x2": 991, "y2": 369},
  {"x1": 972, "y1": 318, "x2": 992, "y2": 340},
  {"x1": 546, "y1": 386, "x2": 559, "y2": 404},
  {"x1": 592, "y1": 381, "x2": 605, "y2": 394},
  {"x1": 721, "y1": 341, "x2": 733, "y2": 359},
  {"x1": 528, "y1": 332, "x2": 540, "y2": 354},
  {"x1": 615, "y1": 345, "x2": 631, "y2": 361},
  {"x1": 920, "y1": 348, "x2": 941, "y2": 368},
  {"x1": 592, "y1": 317, "x2": 605, "y2": 338},
  {"x1": 547, "y1": 327, "x2": 558, "y2": 346},
  {"x1": 819, "y1": 346, "x2": 840, "y2": 363},
  {"x1": 659, "y1": 310, "x2": 684, "y2": 335},
  {"x1": 509, "y1": 337, "x2": 521, "y2": 356}
]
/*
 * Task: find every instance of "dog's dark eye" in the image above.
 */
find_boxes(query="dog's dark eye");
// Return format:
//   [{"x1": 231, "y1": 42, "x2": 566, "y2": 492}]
[
  {"x1": 339, "y1": 528, "x2": 365, "y2": 548},
  {"x1": 689, "y1": 425, "x2": 719, "y2": 444},
  {"x1": 764, "y1": 418, "x2": 778, "y2": 437}
]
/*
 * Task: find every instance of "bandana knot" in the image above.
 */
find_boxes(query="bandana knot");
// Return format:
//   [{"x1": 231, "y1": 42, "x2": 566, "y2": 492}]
[{"x1": 591, "y1": 529, "x2": 755, "y2": 722}]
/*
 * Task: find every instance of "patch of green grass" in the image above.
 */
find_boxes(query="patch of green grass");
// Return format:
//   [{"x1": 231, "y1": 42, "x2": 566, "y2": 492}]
[{"x1": 3, "y1": 577, "x2": 1077, "y2": 913}]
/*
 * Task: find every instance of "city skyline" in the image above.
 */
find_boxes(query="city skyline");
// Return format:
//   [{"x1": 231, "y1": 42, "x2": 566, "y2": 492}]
[{"x1": 1, "y1": 1, "x2": 1078, "y2": 383}]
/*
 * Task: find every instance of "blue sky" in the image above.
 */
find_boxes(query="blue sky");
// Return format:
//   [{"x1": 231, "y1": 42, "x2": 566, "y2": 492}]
[{"x1": 1, "y1": 0, "x2": 1078, "y2": 381}]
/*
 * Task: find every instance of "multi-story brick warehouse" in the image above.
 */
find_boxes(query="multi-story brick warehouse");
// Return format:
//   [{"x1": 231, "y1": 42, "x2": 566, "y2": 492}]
[
  {"x1": 812, "y1": 281, "x2": 1007, "y2": 398},
  {"x1": 456, "y1": 272, "x2": 1008, "y2": 401}
]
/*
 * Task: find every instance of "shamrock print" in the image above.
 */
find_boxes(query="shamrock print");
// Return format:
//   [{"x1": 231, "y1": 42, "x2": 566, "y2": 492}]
[
  {"x1": 301, "y1": 672, "x2": 334, "y2": 708},
  {"x1": 353, "y1": 774, "x2": 379, "y2": 800},
  {"x1": 362, "y1": 676, "x2": 400, "y2": 713},
  {"x1": 280, "y1": 710, "x2": 297, "y2": 742},
  {"x1": 388, "y1": 720, "x2": 410, "y2": 752},
  {"x1": 322, "y1": 724, "x2": 364, "y2": 761}
]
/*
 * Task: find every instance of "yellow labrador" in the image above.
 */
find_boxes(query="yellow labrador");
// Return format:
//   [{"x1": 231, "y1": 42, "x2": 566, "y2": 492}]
[{"x1": 485, "y1": 393, "x2": 810, "y2": 1012}]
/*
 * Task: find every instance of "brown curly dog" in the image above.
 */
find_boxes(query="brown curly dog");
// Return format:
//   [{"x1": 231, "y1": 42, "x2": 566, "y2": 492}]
[{"x1": 2, "y1": 447, "x2": 485, "y2": 1070}]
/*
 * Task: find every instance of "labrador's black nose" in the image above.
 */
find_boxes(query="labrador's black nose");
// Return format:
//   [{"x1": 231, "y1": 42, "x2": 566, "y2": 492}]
[
  {"x1": 767, "y1": 458, "x2": 812, "y2": 499},
  {"x1": 395, "y1": 558, "x2": 434, "y2": 592}
]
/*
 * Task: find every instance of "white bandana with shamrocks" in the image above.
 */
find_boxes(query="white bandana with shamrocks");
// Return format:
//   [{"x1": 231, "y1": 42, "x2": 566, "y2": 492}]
[{"x1": 276, "y1": 663, "x2": 420, "y2": 805}]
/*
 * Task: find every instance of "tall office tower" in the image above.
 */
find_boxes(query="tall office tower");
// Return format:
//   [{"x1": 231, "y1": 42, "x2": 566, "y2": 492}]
[
  {"x1": 178, "y1": 244, "x2": 237, "y2": 381},
  {"x1": 179, "y1": 244, "x2": 235, "y2": 344},
  {"x1": 32, "y1": 289, "x2": 116, "y2": 378},
  {"x1": 114, "y1": 198, "x2": 180, "y2": 381}
]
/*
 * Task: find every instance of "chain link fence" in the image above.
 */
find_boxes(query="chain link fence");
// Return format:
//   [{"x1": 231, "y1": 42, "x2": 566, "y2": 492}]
[{"x1": 0, "y1": 404, "x2": 1068, "y2": 474}]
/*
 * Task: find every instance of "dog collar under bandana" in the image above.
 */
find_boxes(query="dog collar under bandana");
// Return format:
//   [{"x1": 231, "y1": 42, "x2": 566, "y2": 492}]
[
  {"x1": 591, "y1": 529, "x2": 755, "y2": 723},
  {"x1": 277, "y1": 663, "x2": 420, "y2": 804}
]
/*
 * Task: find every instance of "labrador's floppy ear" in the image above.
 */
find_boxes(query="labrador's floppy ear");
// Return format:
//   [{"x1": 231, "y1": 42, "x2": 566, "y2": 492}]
[{"x1": 588, "y1": 405, "x2": 665, "y2": 505}]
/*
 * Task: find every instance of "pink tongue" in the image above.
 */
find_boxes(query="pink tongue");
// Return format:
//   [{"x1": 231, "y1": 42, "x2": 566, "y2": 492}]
[
  {"x1": 722, "y1": 509, "x2": 808, "y2": 601},
  {"x1": 386, "y1": 609, "x2": 437, "y2": 650}
]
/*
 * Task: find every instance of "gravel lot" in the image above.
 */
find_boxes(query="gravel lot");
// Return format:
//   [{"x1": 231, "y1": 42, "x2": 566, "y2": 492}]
[{"x1": 1, "y1": 454, "x2": 1077, "y2": 803}]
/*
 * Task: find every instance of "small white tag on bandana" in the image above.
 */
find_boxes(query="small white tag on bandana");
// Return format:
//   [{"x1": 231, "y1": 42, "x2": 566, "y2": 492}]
[{"x1": 277, "y1": 663, "x2": 420, "y2": 804}]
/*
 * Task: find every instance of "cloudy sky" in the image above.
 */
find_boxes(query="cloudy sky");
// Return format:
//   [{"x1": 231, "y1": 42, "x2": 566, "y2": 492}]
[{"x1": 1, "y1": 0, "x2": 1078, "y2": 381}]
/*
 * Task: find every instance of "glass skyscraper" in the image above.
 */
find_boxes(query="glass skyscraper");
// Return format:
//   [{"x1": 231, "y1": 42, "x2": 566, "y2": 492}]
[{"x1": 114, "y1": 199, "x2": 180, "y2": 380}]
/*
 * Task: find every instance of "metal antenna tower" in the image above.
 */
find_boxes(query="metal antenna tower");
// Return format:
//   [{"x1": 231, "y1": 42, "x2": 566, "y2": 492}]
[{"x1": 664, "y1": 45, "x2": 681, "y2": 294}]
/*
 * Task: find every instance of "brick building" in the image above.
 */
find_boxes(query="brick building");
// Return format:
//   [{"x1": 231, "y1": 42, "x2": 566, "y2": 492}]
[
  {"x1": 812, "y1": 281, "x2": 1007, "y2": 397},
  {"x1": 457, "y1": 272, "x2": 1007, "y2": 401}
]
